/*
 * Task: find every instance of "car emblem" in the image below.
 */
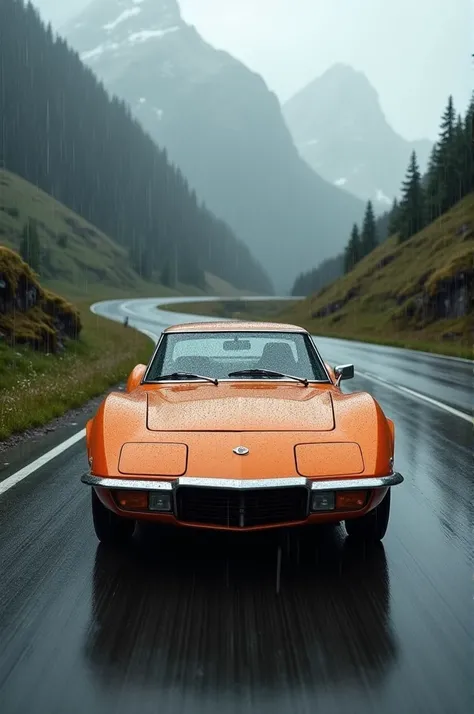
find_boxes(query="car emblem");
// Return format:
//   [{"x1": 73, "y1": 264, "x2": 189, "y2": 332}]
[{"x1": 233, "y1": 446, "x2": 249, "y2": 456}]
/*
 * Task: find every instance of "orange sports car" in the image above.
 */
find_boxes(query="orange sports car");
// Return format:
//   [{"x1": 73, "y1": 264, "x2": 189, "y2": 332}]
[{"x1": 82, "y1": 321, "x2": 403, "y2": 545}]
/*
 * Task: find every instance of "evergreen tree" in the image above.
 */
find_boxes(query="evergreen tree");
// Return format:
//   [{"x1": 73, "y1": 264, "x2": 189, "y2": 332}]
[
  {"x1": 453, "y1": 114, "x2": 467, "y2": 202},
  {"x1": 0, "y1": 0, "x2": 272, "y2": 294},
  {"x1": 436, "y1": 96, "x2": 459, "y2": 212},
  {"x1": 291, "y1": 254, "x2": 344, "y2": 296},
  {"x1": 439, "y1": 95, "x2": 456, "y2": 144},
  {"x1": 439, "y1": 94, "x2": 456, "y2": 144},
  {"x1": 292, "y1": 90, "x2": 474, "y2": 301},
  {"x1": 398, "y1": 151, "x2": 425, "y2": 242},
  {"x1": 374, "y1": 209, "x2": 391, "y2": 243},
  {"x1": 20, "y1": 218, "x2": 41, "y2": 273},
  {"x1": 360, "y1": 201, "x2": 377, "y2": 256},
  {"x1": 387, "y1": 198, "x2": 401, "y2": 236},
  {"x1": 463, "y1": 94, "x2": 474, "y2": 194},
  {"x1": 129, "y1": 239, "x2": 151, "y2": 280},
  {"x1": 161, "y1": 260, "x2": 177, "y2": 289},
  {"x1": 344, "y1": 224, "x2": 362, "y2": 273},
  {"x1": 425, "y1": 143, "x2": 443, "y2": 223}
]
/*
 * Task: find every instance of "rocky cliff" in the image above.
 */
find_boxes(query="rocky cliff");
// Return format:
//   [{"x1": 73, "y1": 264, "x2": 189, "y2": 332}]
[{"x1": 0, "y1": 246, "x2": 82, "y2": 353}]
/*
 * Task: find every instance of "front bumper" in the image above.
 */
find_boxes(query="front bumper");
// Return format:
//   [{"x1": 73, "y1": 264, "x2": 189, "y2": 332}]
[
  {"x1": 82, "y1": 472, "x2": 403, "y2": 529},
  {"x1": 81, "y1": 472, "x2": 404, "y2": 492}
]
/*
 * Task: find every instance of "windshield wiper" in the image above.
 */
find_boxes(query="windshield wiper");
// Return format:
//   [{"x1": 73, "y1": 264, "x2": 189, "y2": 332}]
[
  {"x1": 228, "y1": 369, "x2": 308, "y2": 386},
  {"x1": 157, "y1": 372, "x2": 218, "y2": 385}
]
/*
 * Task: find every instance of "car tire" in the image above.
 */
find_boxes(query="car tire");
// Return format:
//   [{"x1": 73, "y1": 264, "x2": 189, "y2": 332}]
[
  {"x1": 344, "y1": 488, "x2": 391, "y2": 542},
  {"x1": 91, "y1": 489, "x2": 135, "y2": 545}
]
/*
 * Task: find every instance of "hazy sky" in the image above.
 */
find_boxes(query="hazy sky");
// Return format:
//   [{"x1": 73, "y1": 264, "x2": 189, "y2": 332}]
[{"x1": 33, "y1": 0, "x2": 472, "y2": 140}]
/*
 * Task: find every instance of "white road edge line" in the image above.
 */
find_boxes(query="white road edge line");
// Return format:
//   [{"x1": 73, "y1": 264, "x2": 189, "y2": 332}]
[
  {"x1": 1, "y1": 301, "x2": 471, "y2": 497},
  {"x1": 0, "y1": 429, "x2": 86, "y2": 496},
  {"x1": 0, "y1": 325, "x2": 159, "y2": 497},
  {"x1": 356, "y1": 370, "x2": 473, "y2": 424}
]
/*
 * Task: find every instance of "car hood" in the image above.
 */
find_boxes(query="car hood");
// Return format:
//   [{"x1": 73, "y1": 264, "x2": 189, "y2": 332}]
[{"x1": 146, "y1": 384, "x2": 335, "y2": 432}]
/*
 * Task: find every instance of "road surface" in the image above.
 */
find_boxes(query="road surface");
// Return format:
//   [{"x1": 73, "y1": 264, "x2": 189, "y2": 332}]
[{"x1": 0, "y1": 296, "x2": 472, "y2": 714}]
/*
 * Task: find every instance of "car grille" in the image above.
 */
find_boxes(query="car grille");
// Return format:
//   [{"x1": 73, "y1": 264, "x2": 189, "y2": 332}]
[{"x1": 175, "y1": 486, "x2": 309, "y2": 528}]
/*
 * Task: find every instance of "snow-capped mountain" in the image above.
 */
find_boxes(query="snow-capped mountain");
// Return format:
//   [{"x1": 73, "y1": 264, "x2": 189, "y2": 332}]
[
  {"x1": 283, "y1": 64, "x2": 433, "y2": 208},
  {"x1": 63, "y1": 1, "x2": 365, "y2": 291}
]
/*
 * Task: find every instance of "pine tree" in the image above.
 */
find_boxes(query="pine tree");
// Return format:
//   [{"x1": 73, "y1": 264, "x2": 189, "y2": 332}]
[
  {"x1": 20, "y1": 218, "x2": 41, "y2": 273},
  {"x1": 453, "y1": 114, "x2": 467, "y2": 202},
  {"x1": 344, "y1": 224, "x2": 362, "y2": 273},
  {"x1": 436, "y1": 96, "x2": 459, "y2": 211},
  {"x1": 463, "y1": 94, "x2": 474, "y2": 194},
  {"x1": 439, "y1": 95, "x2": 456, "y2": 144},
  {"x1": 387, "y1": 198, "x2": 401, "y2": 236},
  {"x1": 425, "y1": 144, "x2": 442, "y2": 223},
  {"x1": 360, "y1": 201, "x2": 377, "y2": 256},
  {"x1": 161, "y1": 261, "x2": 176, "y2": 288},
  {"x1": 398, "y1": 151, "x2": 425, "y2": 242},
  {"x1": 0, "y1": 0, "x2": 272, "y2": 294}
]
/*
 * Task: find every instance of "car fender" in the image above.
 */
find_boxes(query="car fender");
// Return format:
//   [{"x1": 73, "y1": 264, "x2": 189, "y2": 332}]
[
  {"x1": 88, "y1": 390, "x2": 148, "y2": 475},
  {"x1": 330, "y1": 390, "x2": 394, "y2": 476}
]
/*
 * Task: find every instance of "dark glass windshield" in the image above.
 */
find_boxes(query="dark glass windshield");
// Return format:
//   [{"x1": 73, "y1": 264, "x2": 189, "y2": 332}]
[{"x1": 145, "y1": 332, "x2": 329, "y2": 382}]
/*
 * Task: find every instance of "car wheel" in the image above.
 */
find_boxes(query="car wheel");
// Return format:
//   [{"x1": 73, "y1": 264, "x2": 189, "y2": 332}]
[
  {"x1": 344, "y1": 489, "x2": 391, "y2": 542},
  {"x1": 91, "y1": 489, "x2": 135, "y2": 545}
]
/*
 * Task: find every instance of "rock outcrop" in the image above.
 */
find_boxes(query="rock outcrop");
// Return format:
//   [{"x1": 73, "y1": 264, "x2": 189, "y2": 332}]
[{"x1": 0, "y1": 246, "x2": 82, "y2": 352}]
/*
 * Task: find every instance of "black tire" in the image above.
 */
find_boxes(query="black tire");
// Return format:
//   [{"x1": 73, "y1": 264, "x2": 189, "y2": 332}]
[
  {"x1": 344, "y1": 488, "x2": 391, "y2": 542},
  {"x1": 91, "y1": 489, "x2": 135, "y2": 545}
]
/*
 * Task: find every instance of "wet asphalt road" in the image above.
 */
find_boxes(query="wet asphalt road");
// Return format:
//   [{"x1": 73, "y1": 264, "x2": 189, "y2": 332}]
[{"x1": 0, "y1": 297, "x2": 472, "y2": 714}]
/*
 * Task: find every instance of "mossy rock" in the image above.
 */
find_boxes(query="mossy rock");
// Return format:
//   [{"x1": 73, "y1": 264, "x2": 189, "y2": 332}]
[{"x1": 0, "y1": 245, "x2": 82, "y2": 351}]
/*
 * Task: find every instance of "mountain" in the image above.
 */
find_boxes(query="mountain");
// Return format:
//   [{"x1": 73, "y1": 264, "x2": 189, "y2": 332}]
[
  {"x1": 0, "y1": 0, "x2": 271, "y2": 297},
  {"x1": 283, "y1": 64, "x2": 433, "y2": 209},
  {"x1": 62, "y1": 0, "x2": 365, "y2": 291}
]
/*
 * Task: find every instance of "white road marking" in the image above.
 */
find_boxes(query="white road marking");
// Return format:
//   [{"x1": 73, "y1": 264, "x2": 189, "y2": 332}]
[
  {"x1": 0, "y1": 318, "x2": 159, "y2": 496},
  {"x1": 0, "y1": 429, "x2": 86, "y2": 496},
  {"x1": 1, "y1": 298, "x2": 471, "y2": 497},
  {"x1": 356, "y1": 369, "x2": 473, "y2": 424},
  {"x1": 122, "y1": 302, "x2": 138, "y2": 315}
]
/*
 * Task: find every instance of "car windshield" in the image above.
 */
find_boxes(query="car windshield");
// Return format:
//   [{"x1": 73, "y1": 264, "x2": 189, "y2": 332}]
[{"x1": 145, "y1": 331, "x2": 329, "y2": 382}]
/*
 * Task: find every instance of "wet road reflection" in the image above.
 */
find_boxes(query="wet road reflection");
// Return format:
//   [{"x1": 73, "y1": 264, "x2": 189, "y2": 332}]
[
  {"x1": 0, "y1": 299, "x2": 472, "y2": 714},
  {"x1": 84, "y1": 527, "x2": 397, "y2": 713}
]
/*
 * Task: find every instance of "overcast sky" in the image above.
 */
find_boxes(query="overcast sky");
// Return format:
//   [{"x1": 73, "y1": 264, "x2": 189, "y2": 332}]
[{"x1": 33, "y1": 0, "x2": 472, "y2": 140}]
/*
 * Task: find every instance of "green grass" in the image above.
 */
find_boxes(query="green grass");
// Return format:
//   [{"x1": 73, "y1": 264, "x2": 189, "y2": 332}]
[
  {"x1": 0, "y1": 168, "x2": 149, "y2": 293},
  {"x1": 0, "y1": 165, "x2": 247, "y2": 441},
  {"x1": 159, "y1": 299, "x2": 292, "y2": 320},
  {"x1": 0, "y1": 298, "x2": 153, "y2": 440},
  {"x1": 160, "y1": 196, "x2": 474, "y2": 360},
  {"x1": 280, "y1": 195, "x2": 474, "y2": 359},
  {"x1": 0, "y1": 168, "x2": 246, "y2": 301}
]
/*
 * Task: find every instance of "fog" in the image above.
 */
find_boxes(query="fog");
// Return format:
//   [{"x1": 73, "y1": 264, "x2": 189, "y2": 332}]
[{"x1": 34, "y1": 0, "x2": 472, "y2": 140}]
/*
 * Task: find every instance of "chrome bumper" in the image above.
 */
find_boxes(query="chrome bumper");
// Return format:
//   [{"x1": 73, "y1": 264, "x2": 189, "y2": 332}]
[{"x1": 81, "y1": 472, "x2": 403, "y2": 492}]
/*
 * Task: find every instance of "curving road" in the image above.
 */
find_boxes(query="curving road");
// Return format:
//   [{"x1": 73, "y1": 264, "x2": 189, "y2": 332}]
[{"x1": 0, "y1": 296, "x2": 472, "y2": 714}]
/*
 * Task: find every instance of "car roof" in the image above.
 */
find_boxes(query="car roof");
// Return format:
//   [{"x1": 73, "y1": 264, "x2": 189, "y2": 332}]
[{"x1": 163, "y1": 321, "x2": 308, "y2": 334}]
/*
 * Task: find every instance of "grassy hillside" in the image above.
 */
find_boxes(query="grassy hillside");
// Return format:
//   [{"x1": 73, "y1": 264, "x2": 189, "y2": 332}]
[
  {"x1": 0, "y1": 168, "x2": 247, "y2": 301},
  {"x1": 0, "y1": 170, "x2": 250, "y2": 441},
  {"x1": 162, "y1": 195, "x2": 473, "y2": 359},
  {"x1": 0, "y1": 168, "x2": 149, "y2": 293},
  {"x1": 278, "y1": 194, "x2": 473, "y2": 358},
  {"x1": 0, "y1": 245, "x2": 153, "y2": 439}
]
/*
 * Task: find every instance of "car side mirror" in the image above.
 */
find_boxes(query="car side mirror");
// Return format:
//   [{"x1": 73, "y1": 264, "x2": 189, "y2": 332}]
[
  {"x1": 334, "y1": 364, "x2": 354, "y2": 386},
  {"x1": 126, "y1": 364, "x2": 147, "y2": 392}
]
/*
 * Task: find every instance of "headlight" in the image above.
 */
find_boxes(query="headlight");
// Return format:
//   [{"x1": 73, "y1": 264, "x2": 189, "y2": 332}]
[
  {"x1": 149, "y1": 492, "x2": 173, "y2": 512},
  {"x1": 311, "y1": 491, "x2": 335, "y2": 511}
]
